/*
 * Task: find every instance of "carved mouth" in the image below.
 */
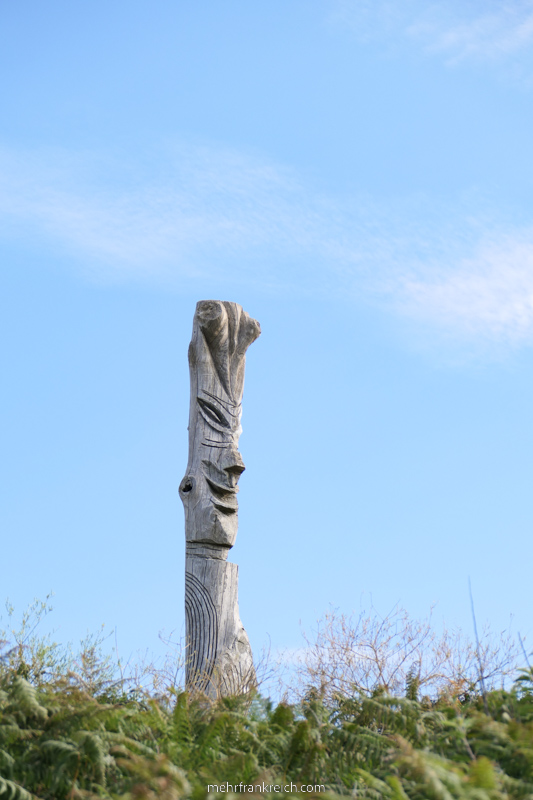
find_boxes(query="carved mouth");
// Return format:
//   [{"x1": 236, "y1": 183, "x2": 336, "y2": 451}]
[
  {"x1": 204, "y1": 476, "x2": 238, "y2": 516},
  {"x1": 211, "y1": 497, "x2": 238, "y2": 515},
  {"x1": 202, "y1": 459, "x2": 242, "y2": 489},
  {"x1": 204, "y1": 475, "x2": 236, "y2": 496},
  {"x1": 202, "y1": 462, "x2": 239, "y2": 516}
]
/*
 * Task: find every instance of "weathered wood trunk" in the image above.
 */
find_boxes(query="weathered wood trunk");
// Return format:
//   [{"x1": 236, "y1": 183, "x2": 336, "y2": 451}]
[{"x1": 179, "y1": 300, "x2": 260, "y2": 696}]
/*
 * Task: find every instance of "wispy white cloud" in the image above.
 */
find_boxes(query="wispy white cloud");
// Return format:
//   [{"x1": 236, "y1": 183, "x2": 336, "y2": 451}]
[
  {"x1": 332, "y1": 0, "x2": 533, "y2": 67},
  {"x1": 2, "y1": 142, "x2": 533, "y2": 348},
  {"x1": 410, "y1": 2, "x2": 533, "y2": 64},
  {"x1": 0, "y1": 144, "x2": 367, "y2": 289},
  {"x1": 399, "y1": 233, "x2": 533, "y2": 343}
]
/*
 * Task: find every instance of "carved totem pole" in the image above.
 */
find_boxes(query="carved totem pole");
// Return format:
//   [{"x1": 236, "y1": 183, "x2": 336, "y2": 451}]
[{"x1": 179, "y1": 300, "x2": 260, "y2": 695}]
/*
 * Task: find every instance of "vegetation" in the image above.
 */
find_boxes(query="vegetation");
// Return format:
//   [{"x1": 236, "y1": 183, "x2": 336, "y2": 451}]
[
  {"x1": 1, "y1": 600, "x2": 532, "y2": 800},
  {"x1": 293, "y1": 604, "x2": 520, "y2": 702}
]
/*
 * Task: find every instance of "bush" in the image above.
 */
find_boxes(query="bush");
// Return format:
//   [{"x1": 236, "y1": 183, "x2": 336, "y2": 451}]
[{"x1": 293, "y1": 604, "x2": 519, "y2": 704}]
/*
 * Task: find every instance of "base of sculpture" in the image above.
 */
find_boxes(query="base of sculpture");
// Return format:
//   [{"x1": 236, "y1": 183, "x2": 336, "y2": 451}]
[{"x1": 185, "y1": 551, "x2": 255, "y2": 696}]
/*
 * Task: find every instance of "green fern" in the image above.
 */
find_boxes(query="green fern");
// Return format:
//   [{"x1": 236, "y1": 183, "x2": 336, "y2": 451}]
[{"x1": 0, "y1": 776, "x2": 36, "y2": 800}]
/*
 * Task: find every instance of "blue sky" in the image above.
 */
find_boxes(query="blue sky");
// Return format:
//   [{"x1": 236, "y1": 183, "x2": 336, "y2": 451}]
[{"x1": 2, "y1": 1, "x2": 533, "y2": 675}]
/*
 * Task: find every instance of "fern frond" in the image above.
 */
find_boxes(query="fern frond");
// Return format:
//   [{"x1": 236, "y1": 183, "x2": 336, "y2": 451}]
[{"x1": 0, "y1": 777, "x2": 36, "y2": 800}]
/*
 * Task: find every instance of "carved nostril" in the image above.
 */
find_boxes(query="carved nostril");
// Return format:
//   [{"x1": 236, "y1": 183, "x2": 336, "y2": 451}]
[
  {"x1": 180, "y1": 477, "x2": 194, "y2": 493},
  {"x1": 224, "y1": 463, "x2": 245, "y2": 477}
]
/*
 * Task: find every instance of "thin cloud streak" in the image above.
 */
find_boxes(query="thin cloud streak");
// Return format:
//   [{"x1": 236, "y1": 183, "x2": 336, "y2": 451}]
[
  {"x1": 400, "y1": 235, "x2": 533, "y2": 343},
  {"x1": 410, "y1": 3, "x2": 533, "y2": 64},
  {"x1": 332, "y1": 0, "x2": 533, "y2": 66},
  {"x1": 2, "y1": 143, "x2": 533, "y2": 347},
  {"x1": 0, "y1": 144, "x2": 368, "y2": 288}
]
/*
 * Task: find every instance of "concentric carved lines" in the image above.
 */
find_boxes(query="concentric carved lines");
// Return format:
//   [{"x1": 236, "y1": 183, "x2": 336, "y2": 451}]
[{"x1": 185, "y1": 572, "x2": 218, "y2": 688}]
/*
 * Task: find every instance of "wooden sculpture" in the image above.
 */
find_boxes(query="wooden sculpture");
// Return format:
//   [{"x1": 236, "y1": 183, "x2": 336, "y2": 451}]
[{"x1": 179, "y1": 300, "x2": 260, "y2": 695}]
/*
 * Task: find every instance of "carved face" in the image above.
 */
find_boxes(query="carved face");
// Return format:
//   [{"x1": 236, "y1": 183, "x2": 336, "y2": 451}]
[
  {"x1": 180, "y1": 300, "x2": 260, "y2": 550},
  {"x1": 180, "y1": 391, "x2": 245, "y2": 547}
]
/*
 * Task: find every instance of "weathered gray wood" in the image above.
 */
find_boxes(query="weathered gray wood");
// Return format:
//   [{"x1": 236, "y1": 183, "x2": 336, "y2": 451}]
[{"x1": 180, "y1": 300, "x2": 260, "y2": 696}]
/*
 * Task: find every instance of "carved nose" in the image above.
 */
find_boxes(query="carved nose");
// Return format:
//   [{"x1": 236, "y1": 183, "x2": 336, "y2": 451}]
[{"x1": 220, "y1": 448, "x2": 245, "y2": 478}]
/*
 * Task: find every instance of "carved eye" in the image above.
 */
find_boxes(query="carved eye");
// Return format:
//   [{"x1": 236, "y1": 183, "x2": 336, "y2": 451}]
[{"x1": 197, "y1": 397, "x2": 230, "y2": 429}]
